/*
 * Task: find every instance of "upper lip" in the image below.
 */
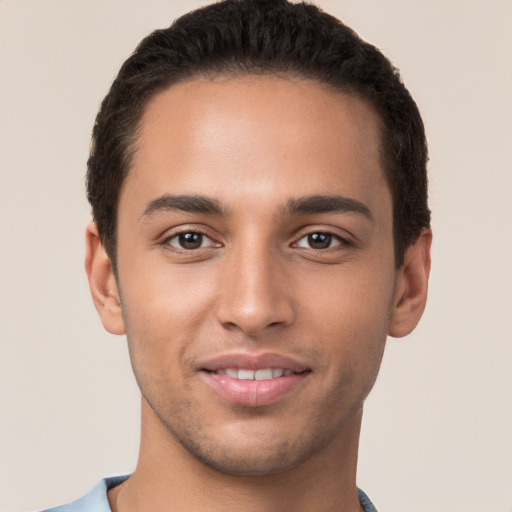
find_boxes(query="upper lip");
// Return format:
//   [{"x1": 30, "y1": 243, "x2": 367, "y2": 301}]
[{"x1": 199, "y1": 352, "x2": 310, "y2": 373}]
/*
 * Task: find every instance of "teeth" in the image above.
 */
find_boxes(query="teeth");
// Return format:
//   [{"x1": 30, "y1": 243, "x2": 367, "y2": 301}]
[
  {"x1": 255, "y1": 369, "x2": 273, "y2": 380},
  {"x1": 237, "y1": 369, "x2": 255, "y2": 380},
  {"x1": 216, "y1": 368, "x2": 293, "y2": 380}
]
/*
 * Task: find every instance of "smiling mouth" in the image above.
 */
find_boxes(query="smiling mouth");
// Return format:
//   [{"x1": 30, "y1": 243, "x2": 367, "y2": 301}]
[
  {"x1": 199, "y1": 352, "x2": 312, "y2": 406},
  {"x1": 201, "y1": 366, "x2": 311, "y2": 406},
  {"x1": 206, "y1": 368, "x2": 308, "y2": 380}
]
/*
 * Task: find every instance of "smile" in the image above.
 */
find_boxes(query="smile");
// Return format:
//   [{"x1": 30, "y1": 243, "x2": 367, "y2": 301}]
[
  {"x1": 199, "y1": 353, "x2": 311, "y2": 407},
  {"x1": 213, "y1": 368, "x2": 295, "y2": 380}
]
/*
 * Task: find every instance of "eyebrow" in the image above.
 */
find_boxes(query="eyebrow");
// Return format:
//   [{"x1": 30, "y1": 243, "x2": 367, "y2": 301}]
[
  {"x1": 141, "y1": 194, "x2": 226, "y2": 219},
  {"x1": 284, "y1": 195, "x2": 373, "y2": 220},
  {"x1": 140, "y1": 193, "x2": 372, "y2": 221}
]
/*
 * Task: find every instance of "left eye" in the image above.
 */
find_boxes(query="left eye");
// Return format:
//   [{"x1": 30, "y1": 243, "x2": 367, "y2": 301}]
[
  {"x1": 295, "y1": 232, "x2": 343, "y2": 250},
  {"x1": 166, "y1": 232, "x2": 213, "y2": 250}
]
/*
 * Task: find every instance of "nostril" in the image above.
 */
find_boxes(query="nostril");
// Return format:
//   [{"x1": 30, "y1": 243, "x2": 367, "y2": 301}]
[{"x1": 215, "y1": 289, "x2": 295, "y2": 336}]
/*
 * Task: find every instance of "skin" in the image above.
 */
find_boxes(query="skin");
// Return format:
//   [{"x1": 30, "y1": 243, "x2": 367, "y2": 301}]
[{"x1": 86, "y1": 76, "x2": 431, "y2": 512}]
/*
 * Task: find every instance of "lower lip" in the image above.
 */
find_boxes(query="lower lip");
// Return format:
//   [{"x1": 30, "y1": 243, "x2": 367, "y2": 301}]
[{"x1": 202, "y1": 372, "x2": 308, "y2": 407}]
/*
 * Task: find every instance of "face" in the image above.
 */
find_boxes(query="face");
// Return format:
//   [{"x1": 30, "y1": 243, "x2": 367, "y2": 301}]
[{"x1": 108, "y1": 77, "x2": 402, "y2": 475}]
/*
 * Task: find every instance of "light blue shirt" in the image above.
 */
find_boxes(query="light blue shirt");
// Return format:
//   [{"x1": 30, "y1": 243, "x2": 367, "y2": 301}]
[
  {"x1": 41, "y1": 475, "x2": 379, "y2": 511},
  {"x1": 41, "y1": 476, "x2": 128, "y2": 512}
]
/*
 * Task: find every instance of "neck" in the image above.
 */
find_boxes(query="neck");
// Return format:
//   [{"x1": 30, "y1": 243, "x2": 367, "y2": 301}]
[{"x1": 110, "y1": 398, "x2": 364, "y2": 512}]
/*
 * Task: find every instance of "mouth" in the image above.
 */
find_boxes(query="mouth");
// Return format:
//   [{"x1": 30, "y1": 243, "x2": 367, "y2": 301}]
[
  {"x1": 207, "y1": 368, "x2": 301, "y2": 380},
  {"x1": 200, "y1": 353, "x2": 311, "y2": 407}
]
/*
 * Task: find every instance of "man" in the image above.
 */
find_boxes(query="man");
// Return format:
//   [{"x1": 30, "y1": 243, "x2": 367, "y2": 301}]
[{"x1": 44, "y1": 0, "x2": 431, "y2": 510}]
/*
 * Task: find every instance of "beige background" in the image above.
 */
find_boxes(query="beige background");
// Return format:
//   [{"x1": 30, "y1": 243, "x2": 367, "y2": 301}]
[{"x1": 1, "y1": 1, "x2": 511, "y2": 511}]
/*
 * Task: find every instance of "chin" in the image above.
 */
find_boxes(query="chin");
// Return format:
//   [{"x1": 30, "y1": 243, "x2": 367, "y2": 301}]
[
  {"x1": 181, "y1": 438, "x2": 309, "y2": 476},
  {"x1": 167, "y1": 416, "x2": 332, "y2": 477}
]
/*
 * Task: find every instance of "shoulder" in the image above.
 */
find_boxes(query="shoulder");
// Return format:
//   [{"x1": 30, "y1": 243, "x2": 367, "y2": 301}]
[
  {"x1": 40, "y1": 475, "x2": 129, "y2": 512},
  {"x1": 358, "y1": 488, "x2": 380, "y2": 512}
]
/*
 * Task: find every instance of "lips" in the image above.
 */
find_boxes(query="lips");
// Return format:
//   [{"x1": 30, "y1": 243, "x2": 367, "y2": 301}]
[{"x1": 199, "y1": 352, "x2": 311, "y2": 407}]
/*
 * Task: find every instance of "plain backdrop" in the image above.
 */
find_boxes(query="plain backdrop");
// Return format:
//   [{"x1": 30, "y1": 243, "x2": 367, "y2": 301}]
[{"x1": 1, "y1": 1, "x2": 511, "y2": 511}]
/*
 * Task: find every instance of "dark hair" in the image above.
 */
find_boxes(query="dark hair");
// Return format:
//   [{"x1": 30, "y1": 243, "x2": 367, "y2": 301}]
[{"x1": 87, "y1": 0, "x2": 430, "y2": 269}]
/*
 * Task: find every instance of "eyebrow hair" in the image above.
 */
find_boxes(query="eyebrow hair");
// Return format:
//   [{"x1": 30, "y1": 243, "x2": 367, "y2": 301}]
[
  {"x1": 284, "y1": 195, "x2": 373, "y2": 220},
  {"x1": 141, "y1": 194, "x2": 226, "y2": 219},
  {"x1": 140, "y1": 193, "x2": 372, "y2": 221}
]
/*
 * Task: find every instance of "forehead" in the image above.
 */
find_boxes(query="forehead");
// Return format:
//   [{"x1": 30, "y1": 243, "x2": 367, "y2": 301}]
[{"x1": 122, "y1": 76, "x2": 389, "y2": 217}]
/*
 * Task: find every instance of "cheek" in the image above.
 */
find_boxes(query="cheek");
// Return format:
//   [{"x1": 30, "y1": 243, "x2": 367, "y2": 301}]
[
  {"x1": 118, "y1": 270, "x2": 213, "y2": 377},
  {"x1": 301, "y1": 259, "x2": 395, "y2": 329},
  {"x1": 300, "y1": 263, "x2": 394, "y2": 375},
  {"x1": 121, "y1": 260, "x2": 216, "y2": 325}
]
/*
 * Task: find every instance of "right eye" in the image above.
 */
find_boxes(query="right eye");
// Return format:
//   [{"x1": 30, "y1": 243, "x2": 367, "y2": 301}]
[{"x1": 165, "y1": 231, "x2": 216, "y2": 250}]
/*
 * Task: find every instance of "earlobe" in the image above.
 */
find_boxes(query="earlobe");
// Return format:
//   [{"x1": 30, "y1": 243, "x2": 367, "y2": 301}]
[
  {"x1": 388, "y1": 229, "x2": 432, "y2": 338},
  {"x1": 85, "y1": 222, "x2": 126, "y2": 335}
]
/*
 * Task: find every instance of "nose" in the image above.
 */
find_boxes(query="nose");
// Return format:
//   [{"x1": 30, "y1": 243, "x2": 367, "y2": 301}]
[{"x1": 215, "y1": 242, "x2": 295, "y2": 337}]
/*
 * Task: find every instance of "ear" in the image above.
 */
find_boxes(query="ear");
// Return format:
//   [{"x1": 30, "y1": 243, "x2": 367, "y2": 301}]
[
  {"x1": 388, "y1": 229, "x2": 432, "y2": 338},
  {"x1": 85, "y1": 222, "x2": 126, "y2": 335}
]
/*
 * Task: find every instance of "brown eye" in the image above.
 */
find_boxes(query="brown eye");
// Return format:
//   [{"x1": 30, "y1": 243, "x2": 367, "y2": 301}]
[
  {"x1": 167, "y1": 232, "x2": 208, "y2": 250},
  {"x1": 307, "y1": 233, "x2": 332, "y2": 249},
  {"x1": 296, "y1": 232, "x2": 342, "y2": 250}
]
